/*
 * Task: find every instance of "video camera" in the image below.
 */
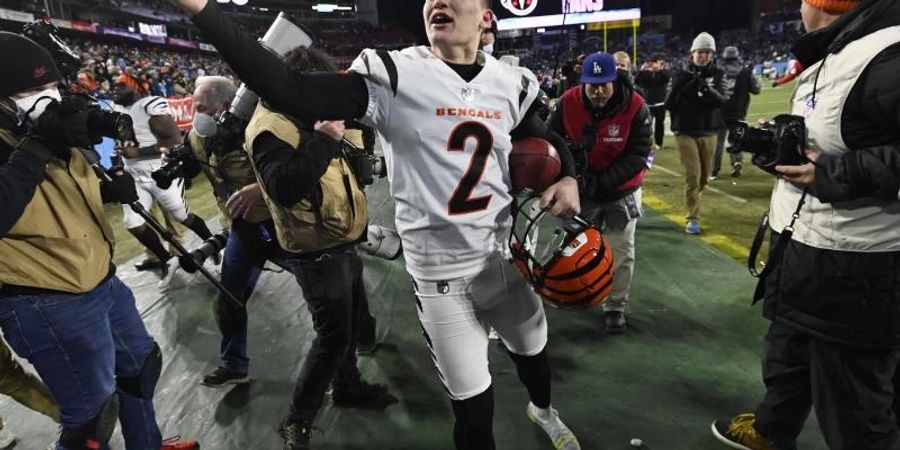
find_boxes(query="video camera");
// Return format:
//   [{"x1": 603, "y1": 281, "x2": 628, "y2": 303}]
[
  {"x1": 729, "y1": 114, "x2": 806, "y2": 175},
  {"x1": 22, "y1": 13, "x2": 136, "y2": 143}
]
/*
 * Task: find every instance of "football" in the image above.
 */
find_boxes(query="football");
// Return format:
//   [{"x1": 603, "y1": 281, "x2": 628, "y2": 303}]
[{"x1": 509, "y1": 138, "x2": 562, "y2": 194}]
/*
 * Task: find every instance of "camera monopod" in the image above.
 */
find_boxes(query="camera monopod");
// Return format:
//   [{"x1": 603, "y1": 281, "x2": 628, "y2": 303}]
[{"x1": 77, "y1": 148, "x2": 243, "y2": 308}]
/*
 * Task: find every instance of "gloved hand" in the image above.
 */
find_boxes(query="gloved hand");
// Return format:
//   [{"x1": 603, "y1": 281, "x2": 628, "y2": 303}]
[
  {"x1": 697, "y1": 80, "x2": 711, "y2": 95},
  {"x1": 102, "y1": 169, "x2": 139, "y2": 204},
  {"x1": 30, "y1": 101, "x2": 93, "y2": 159}
]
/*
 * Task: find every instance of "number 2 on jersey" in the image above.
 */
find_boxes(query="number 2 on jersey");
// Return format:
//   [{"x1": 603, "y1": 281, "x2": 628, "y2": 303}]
[{"x1": 447, "y1": 122, "x2": 494, "y2": 215}]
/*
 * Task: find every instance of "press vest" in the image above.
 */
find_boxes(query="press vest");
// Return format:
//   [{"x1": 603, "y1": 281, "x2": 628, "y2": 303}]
[
  {"x1": 244, "y1": 104, "x2": 367, "y2": 254},
  {"x1": 560, "y1": 87, "x2": 646, "y2": 192},
  {"x1": 0, "y1": 130, "x2": 115, "y2": 293},
  {"x1": 187, "y1": 130, "x2": 271, "y2": 228},
  {"x1": 769, "y1": 25, "x2": 900, "y2": 252}
]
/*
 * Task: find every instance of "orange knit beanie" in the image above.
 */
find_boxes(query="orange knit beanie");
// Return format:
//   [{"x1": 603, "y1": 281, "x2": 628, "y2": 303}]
[{"x1": 802, "y1": 0, "x2": 861, "y2": 13}]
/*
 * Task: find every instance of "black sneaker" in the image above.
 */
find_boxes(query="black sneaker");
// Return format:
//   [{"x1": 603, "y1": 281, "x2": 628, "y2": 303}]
[
  {"x1": 731, "y1": 162, "x2": 743, "y2": 178},
  {"x1": 605, "y1": 311, "x2": 627, "y2": 334},
  {"x1": 200, "y1": 367, "x2": 249, "y2": 388},
  {"x1": 331, "y1": 380, "x2": 391, "y2": 408},
  {"x1": 278, "y1": 418, "x2": 311, "y2": 450},
  {"x1": 357, "y1": 315, "x2": 377, "y2": 355}
]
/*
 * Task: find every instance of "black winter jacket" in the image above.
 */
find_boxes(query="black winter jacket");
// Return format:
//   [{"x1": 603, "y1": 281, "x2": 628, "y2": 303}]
[
  {"x1": 664, "y1": 62, "x2": 729, "y2": 136},
  {"x1": 762, "y1": 0, "x2": 900, "y2": 349},
  {"x1": 720, "y1": 59, "x2": 761, "y2": 122},
  {"x1": 635, "y1": 69, "x2": 669, "y2": 105}
]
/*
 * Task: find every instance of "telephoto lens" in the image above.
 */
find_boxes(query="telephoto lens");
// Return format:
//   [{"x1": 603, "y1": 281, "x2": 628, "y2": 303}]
[{"x1": 180, "y1": 231, "x2": 229, "y2": 273}]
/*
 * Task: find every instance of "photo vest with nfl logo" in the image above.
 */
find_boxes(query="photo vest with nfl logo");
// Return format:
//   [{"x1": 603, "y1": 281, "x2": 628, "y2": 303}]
[{"x1": 558, "y1": 74, "x2": 647, "y2": 195}]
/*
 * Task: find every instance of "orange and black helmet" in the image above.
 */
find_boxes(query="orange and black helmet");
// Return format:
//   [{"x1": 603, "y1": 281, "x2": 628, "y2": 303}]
[{"x1": 509, "y1": 196, "x2": 614, "y2": 310}]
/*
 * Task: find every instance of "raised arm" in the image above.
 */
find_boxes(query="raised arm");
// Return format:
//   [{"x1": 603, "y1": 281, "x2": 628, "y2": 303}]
[{"x1": 182, "y1": 0, "x2": 368, "y2": 122}]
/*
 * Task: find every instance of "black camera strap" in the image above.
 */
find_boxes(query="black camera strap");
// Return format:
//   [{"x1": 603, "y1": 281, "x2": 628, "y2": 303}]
[{"x1": 748, "y1": 188, "x2": 808, "y2": 303}]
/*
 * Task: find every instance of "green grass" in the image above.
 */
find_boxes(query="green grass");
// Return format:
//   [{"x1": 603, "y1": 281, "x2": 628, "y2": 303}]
[
  {"x1": 108, "y1": 81, "x2": 797, "y2": 265},
  {"x1": 641, "y1": 81, "x2": 796, "y2": 262}
]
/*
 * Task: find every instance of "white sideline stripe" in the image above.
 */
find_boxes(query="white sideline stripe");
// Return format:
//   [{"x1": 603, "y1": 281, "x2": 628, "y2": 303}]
[{"x1": 652, "y1": 164, "x2": 750, "y2": 204}]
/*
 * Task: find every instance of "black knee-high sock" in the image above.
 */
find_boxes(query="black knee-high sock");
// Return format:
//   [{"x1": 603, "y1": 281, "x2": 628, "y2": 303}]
[
  {"x1": 508, "y1": 349, "x2": 551, "y2": 409},
  {"x1": 450, "y1": 386, "x2": 495, "y2": 450},
  {"x1": 130, "y1": 225, "x2": 171, "y2": 262},
  {"x1": 181, "y1": 213, "x2": 213, "y2": 240}
]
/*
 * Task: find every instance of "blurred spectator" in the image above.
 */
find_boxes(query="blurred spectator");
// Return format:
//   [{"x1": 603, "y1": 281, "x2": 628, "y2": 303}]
[
  {"x1": 713, "y1": 46, "x2": 761, "y2": 179},
  {"x1": 635, "y1": 59, "x2": 670, "y2": 150}
]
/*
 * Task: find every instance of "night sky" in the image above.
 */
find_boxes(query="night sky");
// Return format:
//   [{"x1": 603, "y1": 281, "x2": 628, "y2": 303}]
[{"x1": 379, "y1": 0, "x2": 758, "y2": 40}]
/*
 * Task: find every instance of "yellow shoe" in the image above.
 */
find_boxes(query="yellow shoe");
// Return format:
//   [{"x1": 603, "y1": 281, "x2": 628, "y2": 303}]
[{"x1": 711, "y1": 413, "x2": 777, "y2": 450}]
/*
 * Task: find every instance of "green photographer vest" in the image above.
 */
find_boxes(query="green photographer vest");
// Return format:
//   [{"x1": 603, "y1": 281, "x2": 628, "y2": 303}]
[
  {"x1": 244, "y1": 104, "x2": 367, "y2": 254},
  {"x1": 186, "y1": 130, "x2": 271, "y2": 228},
  {"x1": 0, "y1": 129, "x2": 115, "y2": 293}
]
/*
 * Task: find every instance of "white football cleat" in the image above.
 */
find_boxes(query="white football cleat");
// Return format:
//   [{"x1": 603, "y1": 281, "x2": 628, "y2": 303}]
[{"x1": 526, "y1": 402, "x2": 581, "y2": 450}]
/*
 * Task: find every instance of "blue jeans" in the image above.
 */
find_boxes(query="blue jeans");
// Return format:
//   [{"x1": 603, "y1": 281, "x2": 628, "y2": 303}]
[
  {"x1": 0, "y1": 276, "x2": 162, "y2": 449},
  {"x1": 215, "y1": 228, "x2": 277, "y2": 373}
]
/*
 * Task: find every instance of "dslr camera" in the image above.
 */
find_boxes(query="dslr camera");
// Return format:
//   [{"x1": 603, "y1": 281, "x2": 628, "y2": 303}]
[
  {"x1": 342, "y1": 120, "x2": 386, "y2": 186},
  {"x1": 22, "y1": 14, "x2": 136, "y2": 143},
  {"x1": 151, "y1": 144, "x2": 189, "y2": 190},
  {"x1": 729, "y1": 114, "x2": 807, "y2": 175}
]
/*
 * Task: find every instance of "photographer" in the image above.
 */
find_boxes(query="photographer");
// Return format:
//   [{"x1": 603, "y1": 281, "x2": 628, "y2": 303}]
[
  {"x1": 169, "y1": 75, "x2": 377, "y2": 389},
  {"x1": 243, "y1": 46, "x2": 390, "y2": 449},
  {"x1": 712, "y1": 0, "x2": 900, "y2": 449},
  {"x1": 635, "y1": 59, "x2": 670, "y2": 150},
  {"x1": 665, "y1": 32, "x2": 730, "y2": 235},
  {"x1": 712, "y1": 46, "x2": 760, "y2": 179},
  {"x1": 112, "y1": 79, "x2": 214, "y2": 275},
  {"x1": 0, "y1": 32, "x2": 197, "y2": 450},
  {"x1": 549, "y1": 52, "x2": 652, "y2": 334}
]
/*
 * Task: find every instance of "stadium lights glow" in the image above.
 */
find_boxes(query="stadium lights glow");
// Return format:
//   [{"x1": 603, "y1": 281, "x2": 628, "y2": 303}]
[
  {"x1": 217, "y1": 0, "x2": 249, "y2": 5},
  {"x1": 312, "y1": 4, "x2": 353, "y2": 13}
]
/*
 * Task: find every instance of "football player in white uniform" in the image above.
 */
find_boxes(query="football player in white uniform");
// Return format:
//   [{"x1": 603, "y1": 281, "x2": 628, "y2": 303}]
[
  {"x1": 112, "y1": 81, "x2": 214, "y2": 272},
  {"x1": 170, "y1": 0, "x2": 583, "y2": 449}
]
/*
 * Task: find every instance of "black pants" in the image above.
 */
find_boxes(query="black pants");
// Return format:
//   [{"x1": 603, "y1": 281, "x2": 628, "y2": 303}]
[
  {"x1": 754, "y1": 321, "x2": 900, "y2": 450},
  {"x1": 649, "y1": 104, "x2": 666, "y2": 148},
  {"x1": 286, "y1": 247, "x2": 372, "y2": 423}
]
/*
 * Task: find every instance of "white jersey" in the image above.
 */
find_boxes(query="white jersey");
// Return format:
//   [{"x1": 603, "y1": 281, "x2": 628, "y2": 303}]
[
  {"x1": 118, "y1": 96, "x2": 173, "y2": 178},
  {"x1": 350, "y1": 47, "x2": 540, "y2": 280}
]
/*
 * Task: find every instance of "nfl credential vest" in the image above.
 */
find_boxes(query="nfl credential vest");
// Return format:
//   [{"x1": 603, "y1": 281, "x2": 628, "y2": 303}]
[
  {"x1": 0, "y1": 130, "x2": 115, "y2": 293},
  {"x1": 769, "y1": 25, "x2": 900, "y2": 251}
]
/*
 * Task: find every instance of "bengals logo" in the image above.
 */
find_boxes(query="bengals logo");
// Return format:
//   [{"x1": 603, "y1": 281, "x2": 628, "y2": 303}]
[{"x1": 500, "y1": 0, "x2": 538, "y2": 16}]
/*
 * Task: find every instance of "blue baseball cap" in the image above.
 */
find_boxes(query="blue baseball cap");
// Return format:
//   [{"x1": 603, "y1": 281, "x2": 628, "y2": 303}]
[{"x1": 580, "y1": 52, "x2": 617, "y2": 84}]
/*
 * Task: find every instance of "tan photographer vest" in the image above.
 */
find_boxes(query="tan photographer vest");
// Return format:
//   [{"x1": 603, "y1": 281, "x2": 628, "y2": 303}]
[
  {"x1": 0, "y1": 130, "x2": 115, "y2": 293},
  {"x1": 187, "y1": 130, "x2": 271, "y2": 228},
  {"x1": 244, "y1": 105, "x2": 367, "y2": 253}
]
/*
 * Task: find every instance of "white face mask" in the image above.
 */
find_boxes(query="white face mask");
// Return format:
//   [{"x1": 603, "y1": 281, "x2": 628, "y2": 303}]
[
  {"x1": 483, "y1": 44, "x2": 494, "y2": 55},
  {"x1": 13, "y1": 88, "x2": 62, "y2": 124},
  {"x1": 192, "y1": 112, "x2": 219, "y2": 138}
]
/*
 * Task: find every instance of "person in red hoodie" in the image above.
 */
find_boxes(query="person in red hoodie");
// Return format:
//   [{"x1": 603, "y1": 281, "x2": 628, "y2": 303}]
[{"x1": 548, "y1": 52, "x2": 653, "y2": 333}]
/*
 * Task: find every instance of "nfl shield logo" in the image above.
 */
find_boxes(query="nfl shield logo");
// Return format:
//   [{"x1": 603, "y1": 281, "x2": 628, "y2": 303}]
[
  {"x1": 608, "y1": 124, "x2": 620, "y2": 137},
  {"x1": 803, "y1": 97, "x2": 817, "y2": 119},
  {"x1": 461, "y1": 87, "x2": 476, "y2": 102}
]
